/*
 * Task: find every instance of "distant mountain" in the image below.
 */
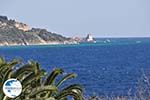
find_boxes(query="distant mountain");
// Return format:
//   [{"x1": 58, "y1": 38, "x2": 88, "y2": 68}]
[{"x1": 0, "y1": 16, "x2": 71, "y2": 46}]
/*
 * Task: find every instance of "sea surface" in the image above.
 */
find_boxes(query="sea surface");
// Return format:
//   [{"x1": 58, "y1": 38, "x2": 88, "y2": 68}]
[{"x1": 0, "y1": 38, "x2": 150, "y2": 96}]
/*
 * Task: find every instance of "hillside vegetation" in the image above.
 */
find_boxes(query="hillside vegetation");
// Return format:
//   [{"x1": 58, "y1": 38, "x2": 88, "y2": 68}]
[{"x1": 0, "y1": 16, "x2": 70, "y2": 46}]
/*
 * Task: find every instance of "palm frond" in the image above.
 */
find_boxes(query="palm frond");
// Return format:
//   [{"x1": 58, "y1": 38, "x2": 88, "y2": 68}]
[
  {"x1": 44, "y1": 68, "x2": 64, "y2": 85},
  {"x1": 56, "y1": 73, "x2": 76, "y2": 87},
  {"x1": 29, "y1": 86, "x2": 58, "y2": 98}
]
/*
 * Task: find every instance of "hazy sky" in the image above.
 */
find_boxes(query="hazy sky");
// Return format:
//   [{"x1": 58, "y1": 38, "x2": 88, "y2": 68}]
[{"x1": 0, "y1": 0, "x2": 150, "y2": 37}]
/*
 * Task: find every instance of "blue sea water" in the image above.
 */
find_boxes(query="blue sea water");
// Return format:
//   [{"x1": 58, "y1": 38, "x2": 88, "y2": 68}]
[{"x1": 0, "y1": 38, "x2": 150, "y2": 96}]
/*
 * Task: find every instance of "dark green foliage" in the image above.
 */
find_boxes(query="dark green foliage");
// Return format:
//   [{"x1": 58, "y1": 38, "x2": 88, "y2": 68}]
[{"x1": 0, "y1": 57, "x2": 83, "y2": 100}]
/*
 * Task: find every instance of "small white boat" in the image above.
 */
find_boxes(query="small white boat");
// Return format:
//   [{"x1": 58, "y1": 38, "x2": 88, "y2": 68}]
[
  {"x1": 104, "y1": 39, "x2": 111, "y2": 43},
  {"x1": 136, "y1": 41, "x2": 141, "y2": 43}
]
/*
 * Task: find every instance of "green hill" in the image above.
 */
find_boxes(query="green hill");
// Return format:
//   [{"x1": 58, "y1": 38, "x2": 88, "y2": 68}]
[{"x1": 0, "y1": 16, "x2": 70, "y2": 46}]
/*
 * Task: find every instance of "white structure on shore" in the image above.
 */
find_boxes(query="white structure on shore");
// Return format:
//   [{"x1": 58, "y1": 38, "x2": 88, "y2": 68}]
[{"x1": 85, "y1": 34, "x2": 94, "y2": 42}]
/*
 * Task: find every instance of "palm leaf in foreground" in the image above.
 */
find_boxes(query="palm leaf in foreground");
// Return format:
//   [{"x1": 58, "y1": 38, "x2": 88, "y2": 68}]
[{"x1": 0, "y1": 57, "x2": 83, "y2": 100}]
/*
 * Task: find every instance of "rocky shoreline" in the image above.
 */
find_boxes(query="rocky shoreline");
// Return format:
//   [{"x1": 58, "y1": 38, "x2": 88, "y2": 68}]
[{"x1": 0, "y1": 41, "x2": 77, "y2": 46}]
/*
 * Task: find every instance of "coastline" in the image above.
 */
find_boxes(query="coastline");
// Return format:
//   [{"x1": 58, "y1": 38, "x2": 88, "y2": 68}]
[
  {"x1": 0, "y1": 41, "x2": 79, "y2": 47},
  {"x1": 0, "y1": 38, "x2": 148, "y2": 47}
]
